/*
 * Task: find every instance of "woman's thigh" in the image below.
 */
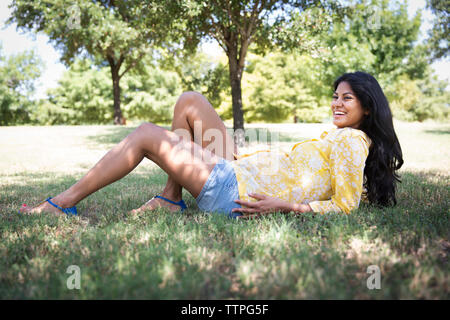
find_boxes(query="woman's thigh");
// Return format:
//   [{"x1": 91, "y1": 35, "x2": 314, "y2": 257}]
[
  {"x1": 138, "y1": 122, "x2": 220, "y2": 198},
  {"x1": 172, "y1": 92, "x2": 238, "y2": 161}
]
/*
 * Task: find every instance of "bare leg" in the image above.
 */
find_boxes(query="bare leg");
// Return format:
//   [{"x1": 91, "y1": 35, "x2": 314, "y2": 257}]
[
  {"x1": 21, "y1": 121, "x2": 221, "y2": 215},
  {"x1": 131, "y1": 91, "x2": 237, "y2": 213}
]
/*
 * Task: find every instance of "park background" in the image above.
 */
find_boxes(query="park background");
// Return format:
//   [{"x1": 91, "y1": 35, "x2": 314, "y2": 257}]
[
  {"x1": 0, "y1": 0, "x2": 449, "y2": 127},
  {"x1": 0, "y1": 0, "x2": 449, "y2": 299}
]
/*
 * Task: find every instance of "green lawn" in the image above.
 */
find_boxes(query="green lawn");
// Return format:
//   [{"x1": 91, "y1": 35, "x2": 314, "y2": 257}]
[{"x1": 0, "y1": 121, "x2": 449, "y2": 299}]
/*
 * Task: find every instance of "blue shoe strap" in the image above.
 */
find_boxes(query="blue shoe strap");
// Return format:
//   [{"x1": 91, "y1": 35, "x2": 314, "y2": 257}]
[
  {"x1": 46, "y1": 197, "x2": 77, "y2": 216},
  {"x1": 154, "y1": 195, "x2": 187, "y2": 211}
]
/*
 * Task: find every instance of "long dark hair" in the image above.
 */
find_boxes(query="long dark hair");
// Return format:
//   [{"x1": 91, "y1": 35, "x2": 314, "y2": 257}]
[{"x1": 334, "y1": 71, "x2": 403, "y2": 207}]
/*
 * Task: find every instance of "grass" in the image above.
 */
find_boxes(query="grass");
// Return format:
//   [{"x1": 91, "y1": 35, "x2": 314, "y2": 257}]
[{"x1": 0, "y1": 121, "x2": 449, "y2": 299}]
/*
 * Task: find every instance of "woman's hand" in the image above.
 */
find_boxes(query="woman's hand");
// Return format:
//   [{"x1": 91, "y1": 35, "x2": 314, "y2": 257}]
[{"x1": 232, "y1": 193, "x2": 312, "y2": 219}]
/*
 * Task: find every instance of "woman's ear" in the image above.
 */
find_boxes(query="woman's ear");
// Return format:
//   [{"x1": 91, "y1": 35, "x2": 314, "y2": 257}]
[{"x1": 364, "y1": 109, "x2": 370, "y2": 116}]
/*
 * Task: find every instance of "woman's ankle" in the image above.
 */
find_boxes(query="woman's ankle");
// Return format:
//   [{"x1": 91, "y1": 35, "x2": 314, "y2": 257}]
[
  {"x1": 51, "y1": 192, "x2": 77, "y2": 208},
  {"x1": 160, "y1": 190, "x2": 182, "y2": 202}
]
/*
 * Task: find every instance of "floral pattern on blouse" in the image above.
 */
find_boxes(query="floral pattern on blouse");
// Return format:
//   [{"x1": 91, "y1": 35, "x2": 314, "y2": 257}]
[{"x1": 230, "y1": 127, "x2": 371, "y2": 214}]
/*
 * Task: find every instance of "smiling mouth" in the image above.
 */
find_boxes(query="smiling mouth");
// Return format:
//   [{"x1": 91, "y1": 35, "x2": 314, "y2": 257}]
[{"x1": 333, "y1": 112, "x2": 347, "y2": 116}]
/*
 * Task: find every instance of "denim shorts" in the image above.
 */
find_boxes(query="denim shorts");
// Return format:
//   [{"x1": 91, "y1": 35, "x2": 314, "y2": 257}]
[{"x1": 195, "y1": 157, "x2": 243, "y2": 218}]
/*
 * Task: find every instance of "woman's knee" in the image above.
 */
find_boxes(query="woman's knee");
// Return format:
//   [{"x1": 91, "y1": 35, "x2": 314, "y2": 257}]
[
  {"x1": 179, "y1": 91, "x2": 206, "y2": 103},
  {"x1": 174, "y1": 91, "x2": 209, "y2": 115},
  {"x1": 137, "y1": 121, "x2": 155, "y2": 131},
  {"x1": 135, "y1": 122, "x2": 160, "y2": 139},
  {"x1": 134, "y1": 122, "x2": 176, "y2": 152}
]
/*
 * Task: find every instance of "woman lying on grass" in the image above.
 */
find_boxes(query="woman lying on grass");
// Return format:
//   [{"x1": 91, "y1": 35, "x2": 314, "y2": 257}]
[{"x1": 19, "y1": 71, "x2": 403, "y2": 219}]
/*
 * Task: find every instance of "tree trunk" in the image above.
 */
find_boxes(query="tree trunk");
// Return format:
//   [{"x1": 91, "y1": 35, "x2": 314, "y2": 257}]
[
  {"x1": 110, "y1": 64, "x2": 123, "y2": 125},
  {"x1": 227, "y1": 51, "x2": 245, "y2": 146}
]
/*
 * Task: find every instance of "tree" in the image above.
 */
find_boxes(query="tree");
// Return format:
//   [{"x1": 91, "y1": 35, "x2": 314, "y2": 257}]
[
  {"x1": 35, "y1": 57, "x2": 183, "y2": 125},
  {"x1": 35, "y1": 58, "x2": 113, "y2": 124},
  {"x1": 164, "y1": 50, "x2": 230, "y2": 110},
  {"x1": 426, "y1": 0, "x2": 449, "y2": 60},
  {"x1": 386, "y1": 72, "x2": 449, "y2": 122},
  {"x1": 243, "y1": 52, "x2": 328, "y2": 123},
  {"x1": 122, "y1": 60, "x2": 183, "y2": 123},
  {"x1": 8, "y1": 0, "x2": 173, "y2": 125},
  {"x1": 0, "y1": 45, "x2": 42, "y2": 125},
  {"x1": 309, "y1": 0, "x2": 428, "y2": 94},
  {"x1": 323, "y1": 0, "x2": 448, "y2": 122},
  {"x1": 173, "y1": 0, "x2": 335, "y2": 142},
  {"x1": 346, "y1": 0, "x2": 423, "y2": 80},
  {"x1": 237, "y1": 0, "x2": 445, "y2": 124}
]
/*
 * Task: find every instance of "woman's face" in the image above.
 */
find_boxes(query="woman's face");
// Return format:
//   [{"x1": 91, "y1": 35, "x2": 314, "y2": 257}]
[{"x1": 331, "y1": 81, "x2": 368, "y2": 129}]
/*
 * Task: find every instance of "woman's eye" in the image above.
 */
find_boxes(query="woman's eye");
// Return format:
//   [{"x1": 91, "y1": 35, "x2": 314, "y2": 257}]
[{"x1": 332, "y1": 96, "x2": 338, "y2": 99}]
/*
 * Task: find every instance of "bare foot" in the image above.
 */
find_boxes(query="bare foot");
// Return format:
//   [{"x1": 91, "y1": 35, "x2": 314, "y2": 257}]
[
  {"x1": 18, "y1": 199, "x2": 66, "y2": 216},
  {"x1": 129, "y1": 196, "x2": 183, "y2": 215}
]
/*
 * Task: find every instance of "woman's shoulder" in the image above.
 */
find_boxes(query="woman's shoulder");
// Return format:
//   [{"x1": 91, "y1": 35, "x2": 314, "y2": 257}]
[{"x1": 323, "y1": 127, "x2": 371, "y2": 147}]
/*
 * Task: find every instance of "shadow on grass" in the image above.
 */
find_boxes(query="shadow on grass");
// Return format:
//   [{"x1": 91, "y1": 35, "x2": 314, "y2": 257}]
[{"x1": 424, "y1": 129, "x2": 450, "y2": 136}]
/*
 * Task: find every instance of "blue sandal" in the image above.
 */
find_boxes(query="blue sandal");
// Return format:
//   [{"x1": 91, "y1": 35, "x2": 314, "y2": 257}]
[
  {"x1": 154, "y1": 195, "x2": 187, "y2": 212},
  {"x1": 46, "y1": 197, "x2": 78, "y2": 215},
  {"x1": 19, "y1": 197, "x2": 77, "y2": 216}
]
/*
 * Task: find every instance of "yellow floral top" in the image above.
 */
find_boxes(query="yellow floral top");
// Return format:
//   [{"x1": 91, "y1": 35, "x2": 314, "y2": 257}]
[{"x1": 230, "y1": 127, "x2": 371, "y2": 214}]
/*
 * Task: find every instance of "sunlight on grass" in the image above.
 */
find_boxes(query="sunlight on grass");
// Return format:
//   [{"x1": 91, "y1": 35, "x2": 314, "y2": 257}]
[
  {"x1": 237, "y1": 260, "x2": 260, "y2": 288},
  {"x1": 158, "y1": 257, "x2": 177, "y2": 289},
  {"x1": 185, "y1": 246, "x2": 221, "y2": 271},
  {"x1": 345, "y1": 236, "x2": 402, "y2": 265},
  {"x1": 255, "y1": 220, "x2": 294, "y2": 250},
  {"x1": 395, "y1": 121, "x2": 450, "y2": 173}
]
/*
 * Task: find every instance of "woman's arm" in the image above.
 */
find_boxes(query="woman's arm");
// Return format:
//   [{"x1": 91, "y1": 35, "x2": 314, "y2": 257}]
[
  {"x1": 232, "y1": 193, "x2": 312, "y2": 216},
  {"x1": 285, "y1": 202, "x2": 313, "y2": 214},
  {"x1": 308, "y1": 130, "x2": 370, "y2": 214}
]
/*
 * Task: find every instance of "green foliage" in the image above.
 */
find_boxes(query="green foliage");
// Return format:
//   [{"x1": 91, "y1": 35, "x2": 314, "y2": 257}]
[
  {"x1": 122, "y1": 64, "x2": 183, "y2": 123},
  {"x1": 254, "y1": 4, "x2": 335, "y2": 55},
  {"x1": 171, "y1": 0, "x2": 339, "y2": 131},
  {"x1": 33, "y1": 59, "x2": 113, "y2": 125},
  {"x1": 347, "y1": 0, "x2": 423, "y2": 78},
  {"x1": 320, "y1": 30, "x2": 377, "y2": 95},
  {"x1": 415, "y1": 72, "x2": 450, "y2": 121},
  {"x1": 242, "y1": 52, "x2": 329, "y2": 123},
  {"x1": 34, "y1": 58, "x2": 183, "y2": 125},
  {"x1": 8, "y1": 0, "x2": 170, "y2": 65},
  {"x1": 8, "y1": 0, "x2": 179, "y2": 123},
  {"x1": 4, "y1": 0, "x2": 449, "y2": 125},
  {"x1": 0, "y1": 47, "x2": 42, "y2": 125},
  {"x1": 230, "y1": 0, "x2": 437, "y2": 124},
  {"x1": 387, "y1": 74, "x2": 450, "y2": 122},
  {"x1": 426, "y1": 0, "x2": 449, "y2": 60},
  {"x1": 307, "y1": 0, "x2": 447, "y2": 123},
  {"x1": 165, "y1": 50, "x2": 230, "y2": 109}
]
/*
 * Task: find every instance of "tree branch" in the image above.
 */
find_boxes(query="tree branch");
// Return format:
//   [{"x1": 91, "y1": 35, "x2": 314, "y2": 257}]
[
  {"x1": 238, "y1": 37, "x2": 249, "y2": 72},
  {"x1": 245, "y1": 0, "x2": 265, "y2": 43},
  {"x1": 118, "y1": 50, "x2": 146, "y2": 79},
  {"x1": 210, "y1": 20, "x2": 231, "y2": 49},
  {"x1": 223, "y1": 0, "x2": 244, "y2": 33},
  {"x1": 210, "y1": 30, "x2": 229, "y2": 54}
]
